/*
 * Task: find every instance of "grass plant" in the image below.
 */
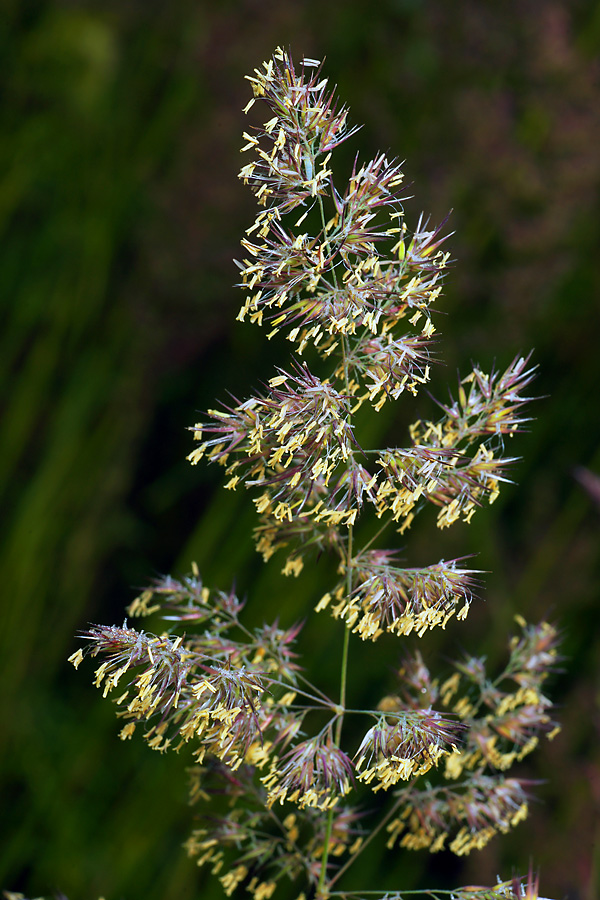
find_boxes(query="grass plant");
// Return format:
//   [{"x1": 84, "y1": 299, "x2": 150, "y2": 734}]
[{"x1": 69, "y1": 49, "x2": 560, "y2": 900}]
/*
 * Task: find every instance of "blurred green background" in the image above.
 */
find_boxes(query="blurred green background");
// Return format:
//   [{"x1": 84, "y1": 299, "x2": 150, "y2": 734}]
[{"x1": 2, "y1": 1, "x2": 600, "y2": 898}]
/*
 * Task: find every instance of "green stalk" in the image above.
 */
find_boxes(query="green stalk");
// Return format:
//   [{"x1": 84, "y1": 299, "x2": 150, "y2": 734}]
[
  {"x1": 328, "y1": 791, "x2": 407, "y2": 890},
  {"x1": 318, "y1": 319, "x2": 354, "y2": 895},
  {"x1": 317, "y1": 521, "x2": 353, "y2": 898}
]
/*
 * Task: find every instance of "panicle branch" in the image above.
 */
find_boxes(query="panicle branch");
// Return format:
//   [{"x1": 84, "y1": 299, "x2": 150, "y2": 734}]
[
  {"x1": 440, "y1": 618, "x2": 560, "y2": 777},
  {"x1": 425, "y1": 354, "x2": 537, "y2": 448},
  {"x1": 317, "y1": 551, "x2": 479, "y2": 640},
  {"x1": 186, "y1": 759, "x2": 363, "y2": 899},
  {"x1": 262, "y1": 728, "x2": 354, "y2": 810},
  {"x1": 386, "y1": 774, "x2": 530, "y2": 855},
  {"x1": 188, "y1": 364, "x2": 359, "y2": 518},
  {"x1": 355, "y1": 709, "x2": 461, "y2": 791},
  {"x1": 69, "y1": 576, "x2": 327, "y2": 769}
]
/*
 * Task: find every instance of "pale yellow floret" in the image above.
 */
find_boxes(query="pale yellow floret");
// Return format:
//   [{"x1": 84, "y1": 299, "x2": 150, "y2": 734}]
[
  {"x1": 278, "y1": 691, "x2": 297, "y2": 706},
  {"x1": 386, "y1": 817, "x2": 405, "y2": 849},
  {"x1": 220, "y1": 865, "x2": 248, "y2": 897},
  {"x1": 127, "y1": 589, "x2": 160, "y2": 617},
  {"x1": 484, "y1": 739, "x2": 517, "y2": 771},
  {"x1": 496, "y1": 686, "x2": 541, "y2": 716},
  {"x1": 240, "y1": 132, "x2": 259, "y2": 152},
  {"x1": 401, "y1": 829, "x2": 433, "y2": 850},
  {"x1": 453, "y1": 696, "x2": 474, "y2": 718},
  {"x1": 282, "y1": 556, "x2": 304, "y2": 577},
  {"x1": 516, "y1": 736, "x2": 539, "y2": 760},
  {"x1": 187, "y1": 446, "x2": 207, "y2": 466},
  {"x1": 315, "y1": 592, "x2": 331, "y2": 612},
  {"x1": 119, "y1": 722, "x2": 136, "y2": 740},
  {"x1": 440, "y1": 672, "x2": 461, "y2": 706},
  {"x1": 68, "y1": 648, "x2": 84, "y2": 670},
  {"x1": 93, "y1": 661, "x2": 109, "y2": 689},
  {"x1": 430, "y1": 832, "x2": 448, "y2": 852},
  {"x1": 450, "y1": 825, "x2": 498, "y2": 855},
  {"x1": 444, "y1": 749, "x2": 479, "y2": 779},
  {"x1": 252, "y1": 882, "x2": 277, "y2": 900}
]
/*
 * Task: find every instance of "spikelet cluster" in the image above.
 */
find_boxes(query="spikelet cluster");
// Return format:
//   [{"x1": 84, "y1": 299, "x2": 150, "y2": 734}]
[
  {"x1": 69, "y1": 573, "x2": 305, "y2": 768},
  {"x1": 262, "y1": 729, "x2": 354, "y2": 809},
  {"x1": 318, "y1": 551, "x2": 477, "y2": 640},
  {"x1": 386, "y1": 774, "x2": 530, "y2": 855},
  {"x1": 384, "y1": 618, "x2": 560, "y2": 855},
  {"x1": 355, "y1": 709, "x2": 460, "y2": 790},
  {"x1": 441, "y1": 617, "x2": 560, "y2": 777},
  {"x1": 71, "y1": 48, "x2": 559, "y2": 900}
]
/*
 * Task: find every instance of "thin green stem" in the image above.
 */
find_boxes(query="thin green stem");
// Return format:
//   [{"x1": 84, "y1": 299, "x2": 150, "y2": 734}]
[
  {"x1": 317, "y1": 192, "x2": 340, "y2": 291},
  {"x1": 230, "y1": 617, "x2": 335, "y2": 706},
  {"x1": 328, "y1": 891, "x2": 466, "y2": 898},
  {"x1": 318, "y1": 809, "x2": 335, "y2": 898},
  {"x1": 358, "y1": 516, "x2": 393, "y2": 555},
  {"x1": 337, "y1": 330, "x2": 354, "y2": 745},
  {"x1": 318, "y1": 320, "x2": 356, "y2": 899},
  {"x1": 328, "y1": 791, "x2": 407, "y2": 890},
  {"x1": 261, "y1": 676, "x2": 335, "y2": 709},
  {"x1": 318, "y1": 527, "x2": 353, "y2": 898},
  {"x1": 336, "y1": 618, "x2": 351, "y2": 742},
  {"x1": 296, "y1": 669, "x2": 337, "y2": 703},
  {"x1": 337, "y1": 516, "x2": 353, "y2": 723}
]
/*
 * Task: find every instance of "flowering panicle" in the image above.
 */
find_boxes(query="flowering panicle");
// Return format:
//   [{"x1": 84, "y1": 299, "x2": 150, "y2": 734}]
[
  {"x1": 336, "y1": 881, "x2": 543, "y2": 900},
  {"x1": 236, "y1": 47, "x2": 447, "y2": 406},
  {"x1": 71, "y1": 622, "x2": 267, "y2": 763},
  {"x1": 441, "y1": 618, "x2": 560, "y2": 778},
  {"x1": 186, "y1": 759, "x2": 363, "y2": 897},
  {"x1": 127, "y1": 572, "x2": 302, "y2": 685},
  {"x1": 186, "y1": 762, "x2": 299, "y2": 894},
  {"x1": 127, "y1": 568, "x2": 244, "y2": 624},
  {"x1": 188, "y1": 364, "x2": 360, "y2": 520},
  {"x1": 71, "y1": 48, "x2": 560, "y2": 900},
  {"x1": 374, "y1": 442, "x2": 515, "y2": 531},
  {"x1": 241, "y1": 51, "x2": 359, "y2": 209},
  {"x1": 69, "y1": 575, "x2": 320, "y2": 769},
  {"x1": 355, "y1": 709, "x2": 460, "y2": 791},
  {"x1": 188, "y1": 45, "x2": 533, "y2": 577},
  {"x1": 76, "y1": 623, "x2": 195, "y2": 711},
  {"x1": 262, "y1": 729, "x2": 354, "y2": 810},
  {"x1": 341, "y1": 330, "x2": 433, "y2": 408},
  {"x1": 386, "y1": 774, "x2": 530, "y2": 855},
  {"x1": 410, "y1": 354, "x2": 537, "y2": 451},
  {"x1": 318, "y1": 551, "x2": 478, "y2": 640}
]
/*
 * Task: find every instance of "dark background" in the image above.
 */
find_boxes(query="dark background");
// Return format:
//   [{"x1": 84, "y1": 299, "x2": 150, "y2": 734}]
[{"x1": 2, "y1": 1, "x2": 600, "y2": 898}]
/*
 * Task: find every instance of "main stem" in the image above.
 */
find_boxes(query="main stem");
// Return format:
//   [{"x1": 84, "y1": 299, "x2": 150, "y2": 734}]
[
  {"x1": 318, "y1": 528, "x2": 352, "y2": 898},
  {"x1": 334, "y1": 502, "x2": 353, "y2": 747},
  {"x1": 317, "y1": 271, "x2": 354, "y2": 894}
]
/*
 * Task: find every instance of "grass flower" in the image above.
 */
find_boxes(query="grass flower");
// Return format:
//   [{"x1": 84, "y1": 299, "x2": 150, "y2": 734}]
[
  {"x1": 355, "y1": 709, "x2": 460, "y2": 790},
  {"x1": 318, "y1": 551, "x2": 478, "y2": 639},
  {"x1": 71, "y1": 47, "x2": 560, "y2": 900},
  {"x1": 386, "y1": 774, "x2": 530, "y2": 855},
  {"x1": 262, "y1": 729, "x2": 354, "y2": 810}
]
